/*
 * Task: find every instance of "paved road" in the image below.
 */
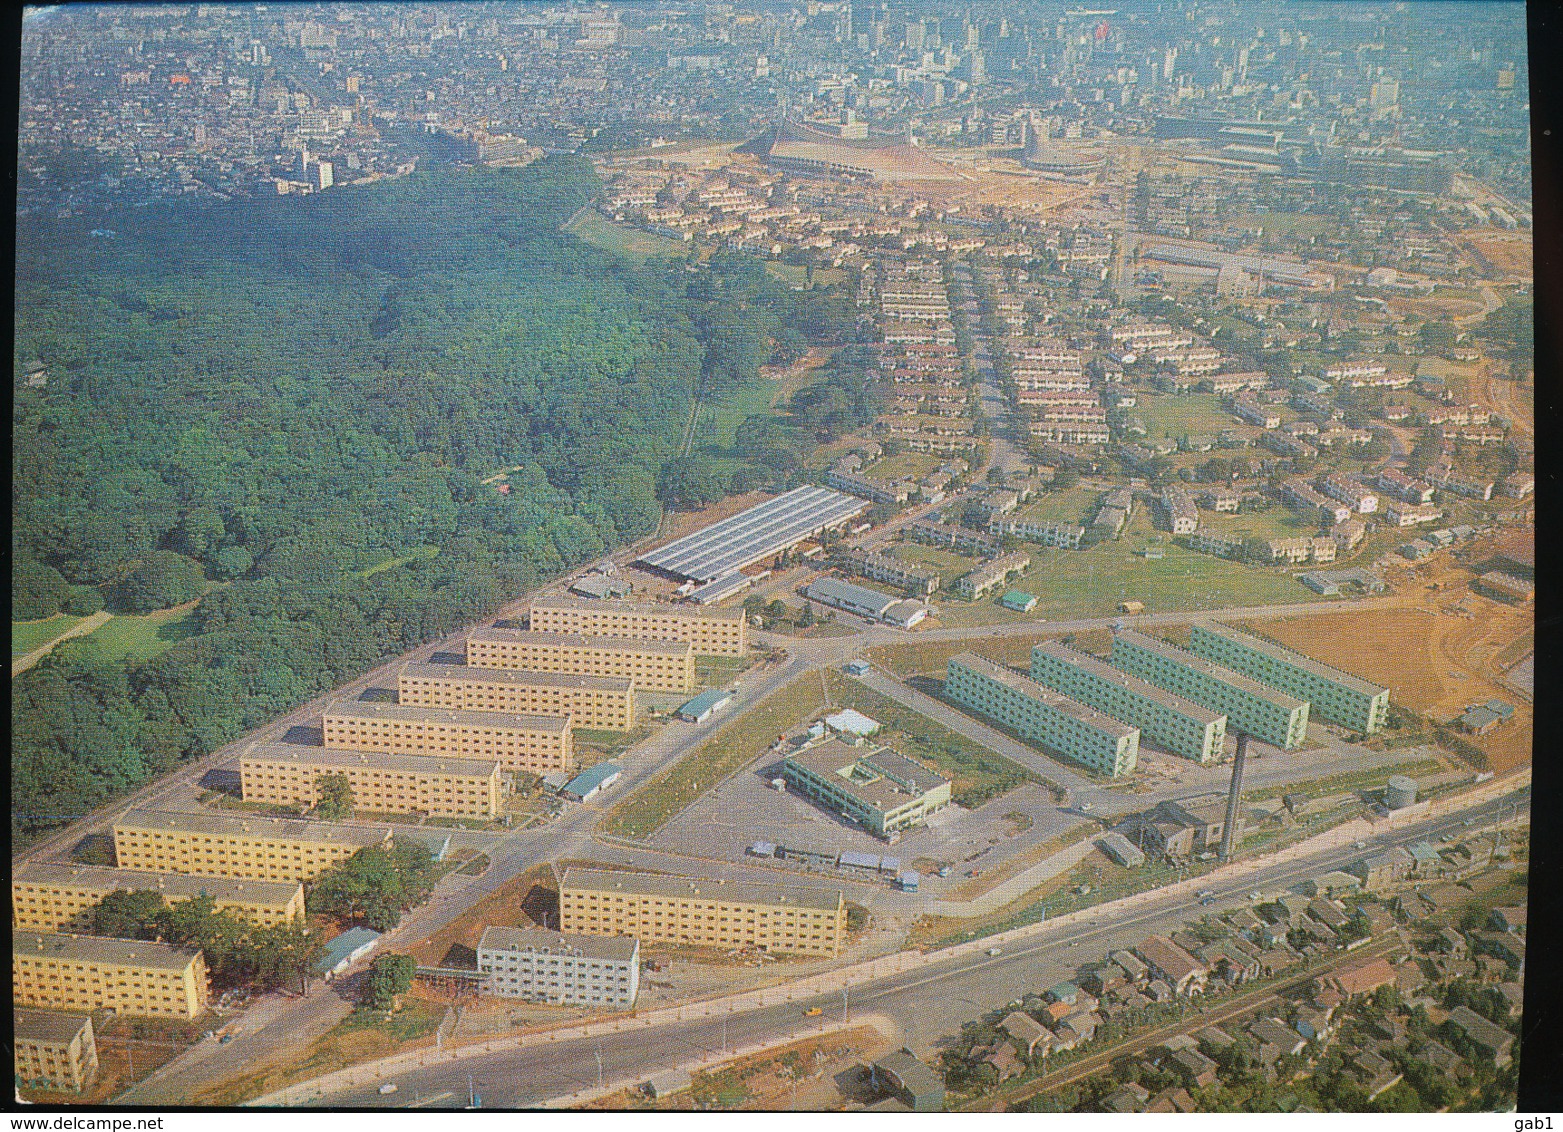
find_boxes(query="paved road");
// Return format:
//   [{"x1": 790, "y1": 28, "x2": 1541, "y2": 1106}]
[
  {"x1": 293, "y1": 785, "x2": 1527, "y2": 1109},
  {"x1": 118, "y1": 649, "x2": 815, "y2": 1105}
]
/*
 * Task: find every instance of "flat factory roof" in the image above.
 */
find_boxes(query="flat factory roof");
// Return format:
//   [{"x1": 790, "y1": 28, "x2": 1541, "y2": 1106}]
[
  {"x1": 528, "y1": 595, "x2": 744, "y2": 622},
  {"x1": 400, "y1": 662, "x2": 632, "y2": 694},
  {"x1": 949, "y1": 652, "x2": 1140, "y2": 739},
  {"x1": 115, "y1": 807, "x2": 391, "y2": 847},
  {"x1": 786, "y1": 738, "x2": 948, "y2": 812},
  {"x1": 478, "y1": 926, "x2": 639, "y2": 962},
  {"x1": 12, "y1": 862, "x2": 303, "y2": 905},
  {"x1": 242, "y1": 742, "x2": 500, "y2": 779},
  {"x1": 560, "y1": 867, "x2": 843, "y2": 914},
  {"x1": 323, "y1": 700, "x2": 571, "y2": 733},
  {"x1": 635, "y1": 486, "x2": 867, "y2": 583},
  {"x1": 1194, "y1": 621, "x2": 1388, "y2": 698},
  {"x1": 1032, "y1": 640, "x2": 1225, "y2": 724},
  {"x1": 468, "y1": 628, "x2": 693, "y2": 658},
  {"x1": 1113, "y1": 630, "x2": 1308, "y2": 711},
  {"x1": 14, "y1": 932, "x2": 202, "y2": 972}
]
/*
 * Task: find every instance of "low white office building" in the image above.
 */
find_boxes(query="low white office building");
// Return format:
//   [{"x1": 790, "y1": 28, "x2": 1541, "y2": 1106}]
[{"x1": 477, "y1": 926, "x2": 640, "y2": 1009}]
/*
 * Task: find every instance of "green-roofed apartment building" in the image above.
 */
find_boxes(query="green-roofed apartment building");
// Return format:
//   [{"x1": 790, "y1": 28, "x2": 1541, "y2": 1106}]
[
  {"x1": 945, "y1": 652, "x2": 1140, "y2": 778},
  {"x1": 1030, "y1": 640, "x2": 1228, "y2": 764},
  {"x1": 1187, "y1": 622, "x2": 1390, "y2": 734},
  {"x1": 1109, "y1": 629, "x2": 1310, "y2": 750}
]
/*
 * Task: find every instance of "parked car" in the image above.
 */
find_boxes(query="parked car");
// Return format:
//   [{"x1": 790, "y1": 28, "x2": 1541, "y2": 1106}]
[{"x1": 379, "y1": 1084, "x2": 398, "y2": 1096}]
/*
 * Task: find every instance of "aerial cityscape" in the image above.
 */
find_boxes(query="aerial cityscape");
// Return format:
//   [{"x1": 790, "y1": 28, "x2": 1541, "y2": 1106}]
[{"x1": 11, "y1": 0, "x2": 1532, "y2": 1115}]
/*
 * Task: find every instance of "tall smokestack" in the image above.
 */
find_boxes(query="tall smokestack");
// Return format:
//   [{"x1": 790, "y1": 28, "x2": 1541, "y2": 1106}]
[{"x1": 1220, "y1": 733, "x2": 1249, "y2": 861}]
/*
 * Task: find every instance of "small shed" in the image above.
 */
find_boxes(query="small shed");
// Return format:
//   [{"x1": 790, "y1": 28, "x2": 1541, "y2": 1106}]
[
  {"x1": 314, "y1": 927, "x2": 380, "y2": 979},
  {"x1": 824, "y1": 709, "x2": 881, "y2": 737},
  {"x1": 561, "y1": 762, "x2": 623, "y2": 802},
  {"x1": 676, "y1": 688, "x2": 734, "y2": 723},
  {"x1": 1000, "y1": 590, "x2": 1038, "y2": 613},
  {"x1": 1119, "y1": 600, "x2": 1145, "y2": 614}
]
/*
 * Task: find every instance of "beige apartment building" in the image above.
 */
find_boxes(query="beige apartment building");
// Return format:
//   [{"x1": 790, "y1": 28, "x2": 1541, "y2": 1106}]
[
  {"x1": 239, "y1": 743, "x2": 504, "y2": 820},
  {"x1": 322, "y1": 701, "x2": 574, "y2": 776},
  {"x1": 465, "y1": 629, "x2": 696, "y2": 695},
  {"x1": 12, "y1": 863, "x2": 305, "y2": 933},
  {"x1": 14, "y1": 1010, "x2": 99, "y2": 1093},
  {"x1": 13, "y1": 933, "x2": 210, "y2": 1020},
  {"x1": 526, "y1": 596, "x2": 747, "y2": 656},
  {"x1": 113, "y1": 809, "x2": 392, "y2": 884},
  {"x1": 559, "y1": 868, "x2": 846, "y2": 958},
  {"x1": 398, "y1": 662, "x2": 635, "y2": 731}
]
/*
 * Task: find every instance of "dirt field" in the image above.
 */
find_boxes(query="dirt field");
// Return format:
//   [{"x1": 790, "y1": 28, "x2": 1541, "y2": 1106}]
[
  {"x1": 585, "y1": 1025, "x2": 894, "y2": 1110},
  {"x1": 1244, "y1": 601, "x2": 1533, "y2": 773},
  {"x1": 1463, "y1": 230, "x2": 1534, "y2": 281},
  {"x1": 408, "y1": 863, "x2": 558, "y2": 968}
]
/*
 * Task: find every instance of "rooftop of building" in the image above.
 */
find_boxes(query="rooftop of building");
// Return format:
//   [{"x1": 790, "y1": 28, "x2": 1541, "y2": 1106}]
[
  {"x1": 242, "y1": 742, "x2": 500, "y2": 780},
  {"x1": 478, "y1": 926, "x2": 640, "y2": 961},
  {"x1": 948, "y1": 652, "x2": 1139, "y2": 739},
  {"x1": 560, "y1": 867, "x2": 843, "y2": 914},
  {"x1": 528, "y1": 594, "x2": 744, "y2": 622},
  {"x1": 467, "y1": 628, "x2": 693, "y2": 657},
  {"x1": 400, "y1": 662, "x2": 632, "y2": 694},
  {"x1": 1194, "y1": 621, "x2": 1388, "y2": 698},
  {"x1": 1111, "y1": 630, "x2": 1309, "y2": 711},
  {"x1": 786, "y1": 737, "x2": 949, "y2": 811},
  {"x1": 14, "y1": 932, "x2": 202, "y2": 971},
  {"x1": 1032, "y1": 641, "x2": 1225, "y2": 724},
  {"x1": 805, "y1": 575, "x2": 899, "y2": 614},
  {"x1": 115, "y1": 807, "x2": 392, "y2": 846},
  {"x1": 14, "y1": 1009, "x2": 93, "y2": 1045},
  {"x1": 12, "y1": 862, "x2": 303, "y2": 904},
  {"x1": 323, "y1": 700, "x2": 571, "y2": 733}
]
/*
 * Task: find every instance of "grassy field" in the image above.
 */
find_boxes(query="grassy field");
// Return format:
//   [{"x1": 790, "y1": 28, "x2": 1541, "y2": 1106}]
[
  {"x1": 823, "y1": 670, "x2": 1033, "y2": 808},
  {"x1": 891, "y1": 541, "x2": 981, "y2": 583},
  {"x1": 1011, "y1": 483, "x2": 1103, "y2": 527},
  {"x1": 600, "y1": 674, "x2": 830, "y2": 840},
  {"x1": 1232, "y1": 211, "x2": 1333, "y2": 239},
  {"x1": 13, "y1": 613, "x2": 84, "y2": 657},
  {"x1": 1129, "y1": 392, "x2": 1246, "y2": 441},
  {"x1": 351, "y1": 545, "x2": 440, "y2": 579},
  {"x1": 1193, "y1": 504, "x2": 1321, "y2": 544},
  {"x1": 56, "y1": 607, "x2": 203, "y2": 666},
  {"x1": 564, "y1": 210, "x2": 689, "y2": 260},
  {"x1": 695, "y1": 377, "x2": 785, "y2": 456},
  {"x1": 869, "y1": 450, "x2": 944, "y2": 480}
]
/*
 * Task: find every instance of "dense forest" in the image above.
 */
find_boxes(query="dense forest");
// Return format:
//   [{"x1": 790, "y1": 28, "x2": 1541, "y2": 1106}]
[{"x1": 11, "y1": 156, "x2": 854, "y2": 844}]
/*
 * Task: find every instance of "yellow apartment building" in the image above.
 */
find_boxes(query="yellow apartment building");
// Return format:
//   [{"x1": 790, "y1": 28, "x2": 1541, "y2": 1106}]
[
  {"x1": 558, "y1": 868, "x2": 846, "y2": 958},
  {"x1": 397, "y1": 662, "x2": 635, "y2": 731},
  {"x1": 526, "y1": 596, "x2": 747, "y2": 656},
  {"x1": 113, "y1": 809, "x2": 392, "y2": 884},
  {"x1": 14, "y1": 1010, "x2": 98, "y2": 1093},
  {"x1": 12, "y1": 863, "x2": 305, "y2": 932},
  {"x1": 465, "y1": 629, "x2": 696, "y2": 695},
  {"x1": 13, "y1": 934, "x2": 210, "y2": 1020},
  {"x1": 239, "y1": 743, "x2": 503, "y2": 820},
  {"x1": 322, "y1": 701, "x2": 574, "y2": 776}
]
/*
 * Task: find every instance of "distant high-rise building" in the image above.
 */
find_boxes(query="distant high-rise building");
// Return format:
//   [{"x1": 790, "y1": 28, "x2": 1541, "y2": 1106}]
[
  {"x1": 1497, "y1": 64, "x2": 1516, "y2": 89},
  {"x1": 755, "y1": 53, "x2": 770, "y2": 77},
  {"x1": 1163, "y1": 46, "x2": 1177, "y2": 80},
  {"x1": 968, "y1": 49, "x2": 986, "y2": 86},
  {"x1": 345, "y1": 73, "x2": 359, "y2": 93},
  {"x1": 905, "y1": 19, "x2": 924, "y2": 50},
  {"x1": 965, "y1": 22, "x2": 979, "y2": 50},
  {"x1": 312, "y1": 159, "x2": 333, "y2": 190}
]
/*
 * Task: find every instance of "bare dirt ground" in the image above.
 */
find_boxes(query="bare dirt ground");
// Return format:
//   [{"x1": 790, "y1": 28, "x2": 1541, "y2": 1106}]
[
  {"x1": 1245, "y1": 600, "x2": 1533, "y2": 774},
  {"x1": 408, "y1": 864, "x2": 557, "y2": 968},
  {"x1": 585, "y1": 1024, "x2": 894, "y2": 1110},
  {"x1": 1462, "y1": 230, "x2": 1534, "y2": 281}
]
